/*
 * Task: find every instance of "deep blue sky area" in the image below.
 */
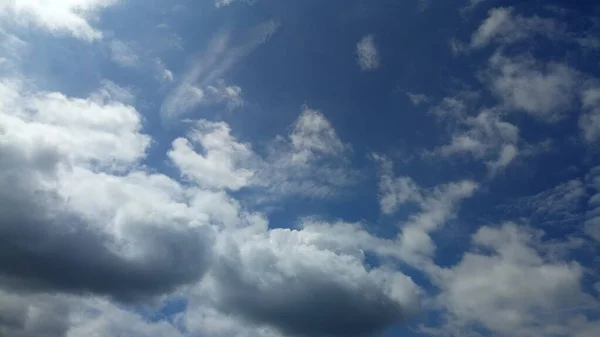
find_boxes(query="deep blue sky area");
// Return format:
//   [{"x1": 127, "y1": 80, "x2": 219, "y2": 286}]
[{"x1": 1, "y1": 1, "x2": 600, "y2": 337}]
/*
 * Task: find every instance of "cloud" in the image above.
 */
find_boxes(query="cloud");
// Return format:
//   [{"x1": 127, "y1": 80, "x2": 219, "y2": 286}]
[
  {"x1": 515, "y1": 179, "x2": 586, "y2": 225},
  {"x1": 169, "y1": 120, "x2": 256, "y2": 191},
  {"x1": 485, "y1": 52, "x2": 579, "y2": 123},
  {"x1": 470, "y1": 7, "x2": 561, "y2": 49},
  {"x1": 356, "y1": 34, "x2": 380, "y2": 71},
  {"x1": 406, "y1": 92, "x2": 430, "y2": 106},
  {"x1": 188, "y1": 219, "x2": 421, "y2": 337},
  {"x1": 434, "y1": 223, "x2": 598, "y2": 337},
  {"x1": 0, "y1": 0, "x2": 117, "y2": 41},
  {"x1": 108, "y1": 40, "x2": 139, "y2": 68},
  {"x1": 0, "y1": 77, "x2": 220, "y2": 302},
  {"x1": 375, "y1": 155, "x2": 478, "y2": 268},
  {"x1": 585, "y1": 166, "x2": 600, "y2": 241},
  {"x1": 161, "y1": 21, "x2": 279, "y2": 118},
  {"x1": 579, "y1": 87, "x2": 600, "y2": 143},
  {"x1": 254, "y1": 106, "x2": 357, "y2": 199}
]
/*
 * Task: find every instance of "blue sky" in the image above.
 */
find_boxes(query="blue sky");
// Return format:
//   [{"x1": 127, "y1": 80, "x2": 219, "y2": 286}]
[{"x1": 1, "y1": 1, "x2": 600, "y2": 337}]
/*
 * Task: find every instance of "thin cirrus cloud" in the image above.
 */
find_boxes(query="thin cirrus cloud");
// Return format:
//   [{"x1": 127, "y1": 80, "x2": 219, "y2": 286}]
[{"x1": 1, "y1": 1, "x2": 600, "y2": 337}]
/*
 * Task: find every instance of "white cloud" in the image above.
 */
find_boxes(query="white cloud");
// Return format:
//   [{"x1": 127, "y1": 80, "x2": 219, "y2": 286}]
[
  {"x1": 0, "y1": 0, "x2": 117, "y2": 41},
  {"x1": 0, "y1": 78, "x2": 149, "y2": 171},
  {"x1": 168, "y1": 120, "x2": 256, "y2": 191},
  {"x1": 434, "y1": 223, "x2": 598, "y2": 337},
  {"x1": 486, "y1": 53, "x2": 579, "y2": 123},
  {"x1": 434, "y1": 109, "x2": 520, "y2": 173},
  {"x1": 254, "y1": 107, "x2": 357, "y2": 199},
  {"x1": 470, "y1": 7, "x2": 560, "y2": 49},
  {"x1": 356, "y1": 34, "x2": 380, "y2": 71},
  {"x1": 375, "y1": 155, "x2": 477, "y2": 269},
  {"x1": 161, "y1": 21, "x2": 279, "y2": 118}
]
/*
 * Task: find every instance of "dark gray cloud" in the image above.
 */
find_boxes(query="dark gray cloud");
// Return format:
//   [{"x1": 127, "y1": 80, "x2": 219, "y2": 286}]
[
  {"x1": 0, "y1": 138, "x2": 214, "y2": 303},
  {"x1": 199, "y1": 229, "x2": 421, "y2": 337}
]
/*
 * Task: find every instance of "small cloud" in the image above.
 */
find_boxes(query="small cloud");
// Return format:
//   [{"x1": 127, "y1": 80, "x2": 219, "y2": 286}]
[
  {"x1": 406, "y1": 92, "x2": 430, "y2": 106},
  {"x1": 108, "y1": 40, "x2": 139, "y2": 68},
  {"x1": 156, "y1": 58, "x2": 174, "y2": 83},
  {"x1": 356, "y1": 34, "x2": 380, "y2": 71}
]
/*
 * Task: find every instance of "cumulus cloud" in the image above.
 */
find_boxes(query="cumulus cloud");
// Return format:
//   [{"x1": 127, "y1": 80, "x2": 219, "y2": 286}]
[
  {"x1": 0, "y1": 0, "x2": 116, "y2": 41},
  {"x1": 356, "y1": 35, "x2": 380, "y2": 71},
  {"x1": 431, "y1": 107, "x2": 521, "y2": 174},
  {"x1": 169, "y1": 120, "x2": 256, "y2": 191},
  {"x1": 485, "y1": 52, "x2": 579, "y2": 123},
  {"x1": 255, "y1": 106, "x2": 357, "y2": 199},
  {"x1": 187, "y1": 219, "x2": 421, "y2": 337},
  {"x1": 172, "y1": 106, "x2": 357, "y2": 200},
  {"x1": 584, "y1": 166, "x2": 600, "y2": 241},
  {"x1": 433, "y1": 223, "x2": 598, "y2": 337},
  {"x1": 0, "y1": 77, "x2": 219, "y2": 302}
]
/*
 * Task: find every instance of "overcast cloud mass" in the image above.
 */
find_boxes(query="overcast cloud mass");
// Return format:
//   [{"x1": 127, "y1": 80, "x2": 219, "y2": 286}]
[{"x1": 0, "y1": 1, "x2": 599, "y2": 337}]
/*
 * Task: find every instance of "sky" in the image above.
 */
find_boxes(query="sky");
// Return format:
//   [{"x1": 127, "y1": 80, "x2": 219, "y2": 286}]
[{"x1": 0, "y1": 0, "x2": 600, "y2": 337}]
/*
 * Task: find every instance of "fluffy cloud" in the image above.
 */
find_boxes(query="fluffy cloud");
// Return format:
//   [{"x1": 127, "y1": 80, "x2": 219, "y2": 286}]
[
  {"x1": 433, "y1": 107, "x2": 520, "y2": 173},
  {"x1": 434, "y1": 223, "x2": 598, "y2": 337},
  {"x1": 186, "y1": 219, "x2": 421, "y2": 337},
  {"x1": 515, "y1": 179, "x2": 586, "y2": 225},
  {"x1": 0, "y1": 0, "x2": 117, "y2": 41},
  {"x1": 169, "y1": 120, "x2": 256, "y2": 191},
  {"x1": 0, "y1": 78, "x2": 218, "y2": 302},
  {"x1": 485, "y1": 52, "x2": 579, "y2": 123},
  {"x1": 356, "y1": 35, "x2": 380, "y2": 71}
]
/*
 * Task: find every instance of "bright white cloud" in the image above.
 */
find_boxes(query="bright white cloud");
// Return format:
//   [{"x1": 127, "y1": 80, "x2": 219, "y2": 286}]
[
  {"x1": 0, "y1": 0, "x2": 117, "y2": 41},
  {"x1": 433, "y1": 108, "x2": 520, "y2": 173},
  {"x1": 356, "y1": 34, "x2": 380, "y2": 71},
  {"x1": 376, "y1": 155, "x2": 478, "y2": 268},
  {"x1": 169, "y1": 120, "x2": 256, "y2": 191}
]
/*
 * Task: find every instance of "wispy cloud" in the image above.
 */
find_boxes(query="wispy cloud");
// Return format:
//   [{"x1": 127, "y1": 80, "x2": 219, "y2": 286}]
[{"x1": 161, "y1": 20, "x2": 279, "y2": 119}]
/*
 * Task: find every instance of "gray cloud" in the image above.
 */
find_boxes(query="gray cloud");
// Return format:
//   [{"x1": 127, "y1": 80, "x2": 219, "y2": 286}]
[{"x1": 195, "y1": 225, "x2": 421, "y2": 337}]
